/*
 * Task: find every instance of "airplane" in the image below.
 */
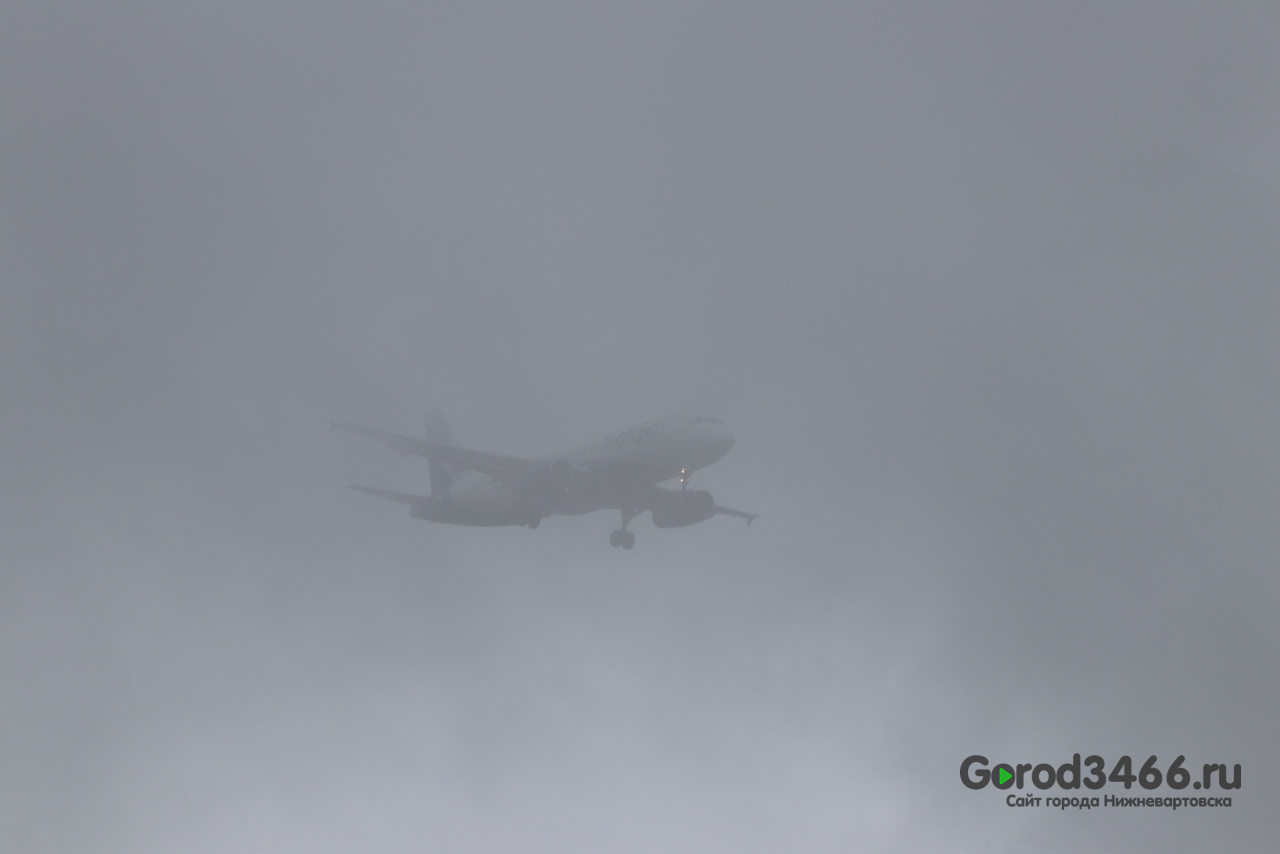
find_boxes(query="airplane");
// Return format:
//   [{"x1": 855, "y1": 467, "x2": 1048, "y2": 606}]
[{"x1": 332, "y1": 410, "x2": 755, "y2": 548}]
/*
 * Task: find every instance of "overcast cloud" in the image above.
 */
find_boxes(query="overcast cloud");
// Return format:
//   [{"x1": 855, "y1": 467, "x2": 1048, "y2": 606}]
[{"x1": 3, "y1": 2, "x2": 1278, "y2": 851}]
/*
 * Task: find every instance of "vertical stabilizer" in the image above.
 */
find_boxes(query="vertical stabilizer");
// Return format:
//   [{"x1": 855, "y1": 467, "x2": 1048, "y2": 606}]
[
  {"x1": 424, "y1": 409, "x2": 459, "y2": 496},
  {"x1": 424, "y1": 409, "x2": 459, "y2": 446}
]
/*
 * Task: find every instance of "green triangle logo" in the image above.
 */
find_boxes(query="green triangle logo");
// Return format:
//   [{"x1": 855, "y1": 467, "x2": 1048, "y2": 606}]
[{"x1": 998, "y1": 767, "x2": 1013, "y2": 786}]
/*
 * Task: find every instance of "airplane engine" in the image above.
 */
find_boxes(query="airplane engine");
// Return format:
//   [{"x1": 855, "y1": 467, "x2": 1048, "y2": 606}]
[{"x1": 651, "y1": 489, "x2": 716, "y2": 528}]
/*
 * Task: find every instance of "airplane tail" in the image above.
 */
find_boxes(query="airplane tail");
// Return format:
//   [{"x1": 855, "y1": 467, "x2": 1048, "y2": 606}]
[
  {"x1": 424, "y1": 409, "x2": 459, "y2": 496},
  {"x1": 424, "y1": 409, "x2": 459, "y2": 446}
]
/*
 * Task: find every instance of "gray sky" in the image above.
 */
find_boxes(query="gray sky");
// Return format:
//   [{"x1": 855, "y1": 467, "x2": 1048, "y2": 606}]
[{"x1": 3, "y1": 2, "x2": 1278, "y2": 851}]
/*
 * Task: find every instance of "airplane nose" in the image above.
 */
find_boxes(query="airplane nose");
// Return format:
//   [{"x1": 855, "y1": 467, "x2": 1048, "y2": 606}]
[{"x1": 713, "y1": 426, "x2": 735, "y2": 458}]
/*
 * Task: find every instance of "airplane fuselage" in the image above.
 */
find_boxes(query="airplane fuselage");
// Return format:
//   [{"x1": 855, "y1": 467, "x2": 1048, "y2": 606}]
[{"x1": 444, "y1": 413, "x2": 735, "y2": 522}]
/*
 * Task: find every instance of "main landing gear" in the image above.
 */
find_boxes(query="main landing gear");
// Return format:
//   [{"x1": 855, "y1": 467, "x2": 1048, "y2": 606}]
[{"x1": 610, "y1": 507, "x2": 638, "y2": 549}]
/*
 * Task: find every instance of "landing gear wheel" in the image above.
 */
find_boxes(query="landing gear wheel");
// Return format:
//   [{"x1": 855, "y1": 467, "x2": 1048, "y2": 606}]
[
  {"x1": 621, "y1": 531, "x2": 635, "y2": 549},
  {"x1": 527, "y1": 517, "x2": 541, "y2": 529},
  {"x1": 610, "y1": 530, "x2": 622, "y2": 548}
]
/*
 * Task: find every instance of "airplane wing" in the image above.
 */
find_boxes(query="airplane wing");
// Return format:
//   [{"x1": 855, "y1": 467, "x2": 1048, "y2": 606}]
[
  {"x1": 331, "y1": 420, "x2": 533, "y2": 480},
  {"x1": 714, "y1": 505, "x2": 757, "y2": 525},
  {"x1": 346, "y1": 484, "x2": 429, "y2": 505}
]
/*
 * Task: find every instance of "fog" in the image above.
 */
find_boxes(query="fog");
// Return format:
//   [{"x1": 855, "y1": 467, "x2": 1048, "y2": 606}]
[{"x1": 3, "y1": 2, "x2": 1277, "y2": 851}]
